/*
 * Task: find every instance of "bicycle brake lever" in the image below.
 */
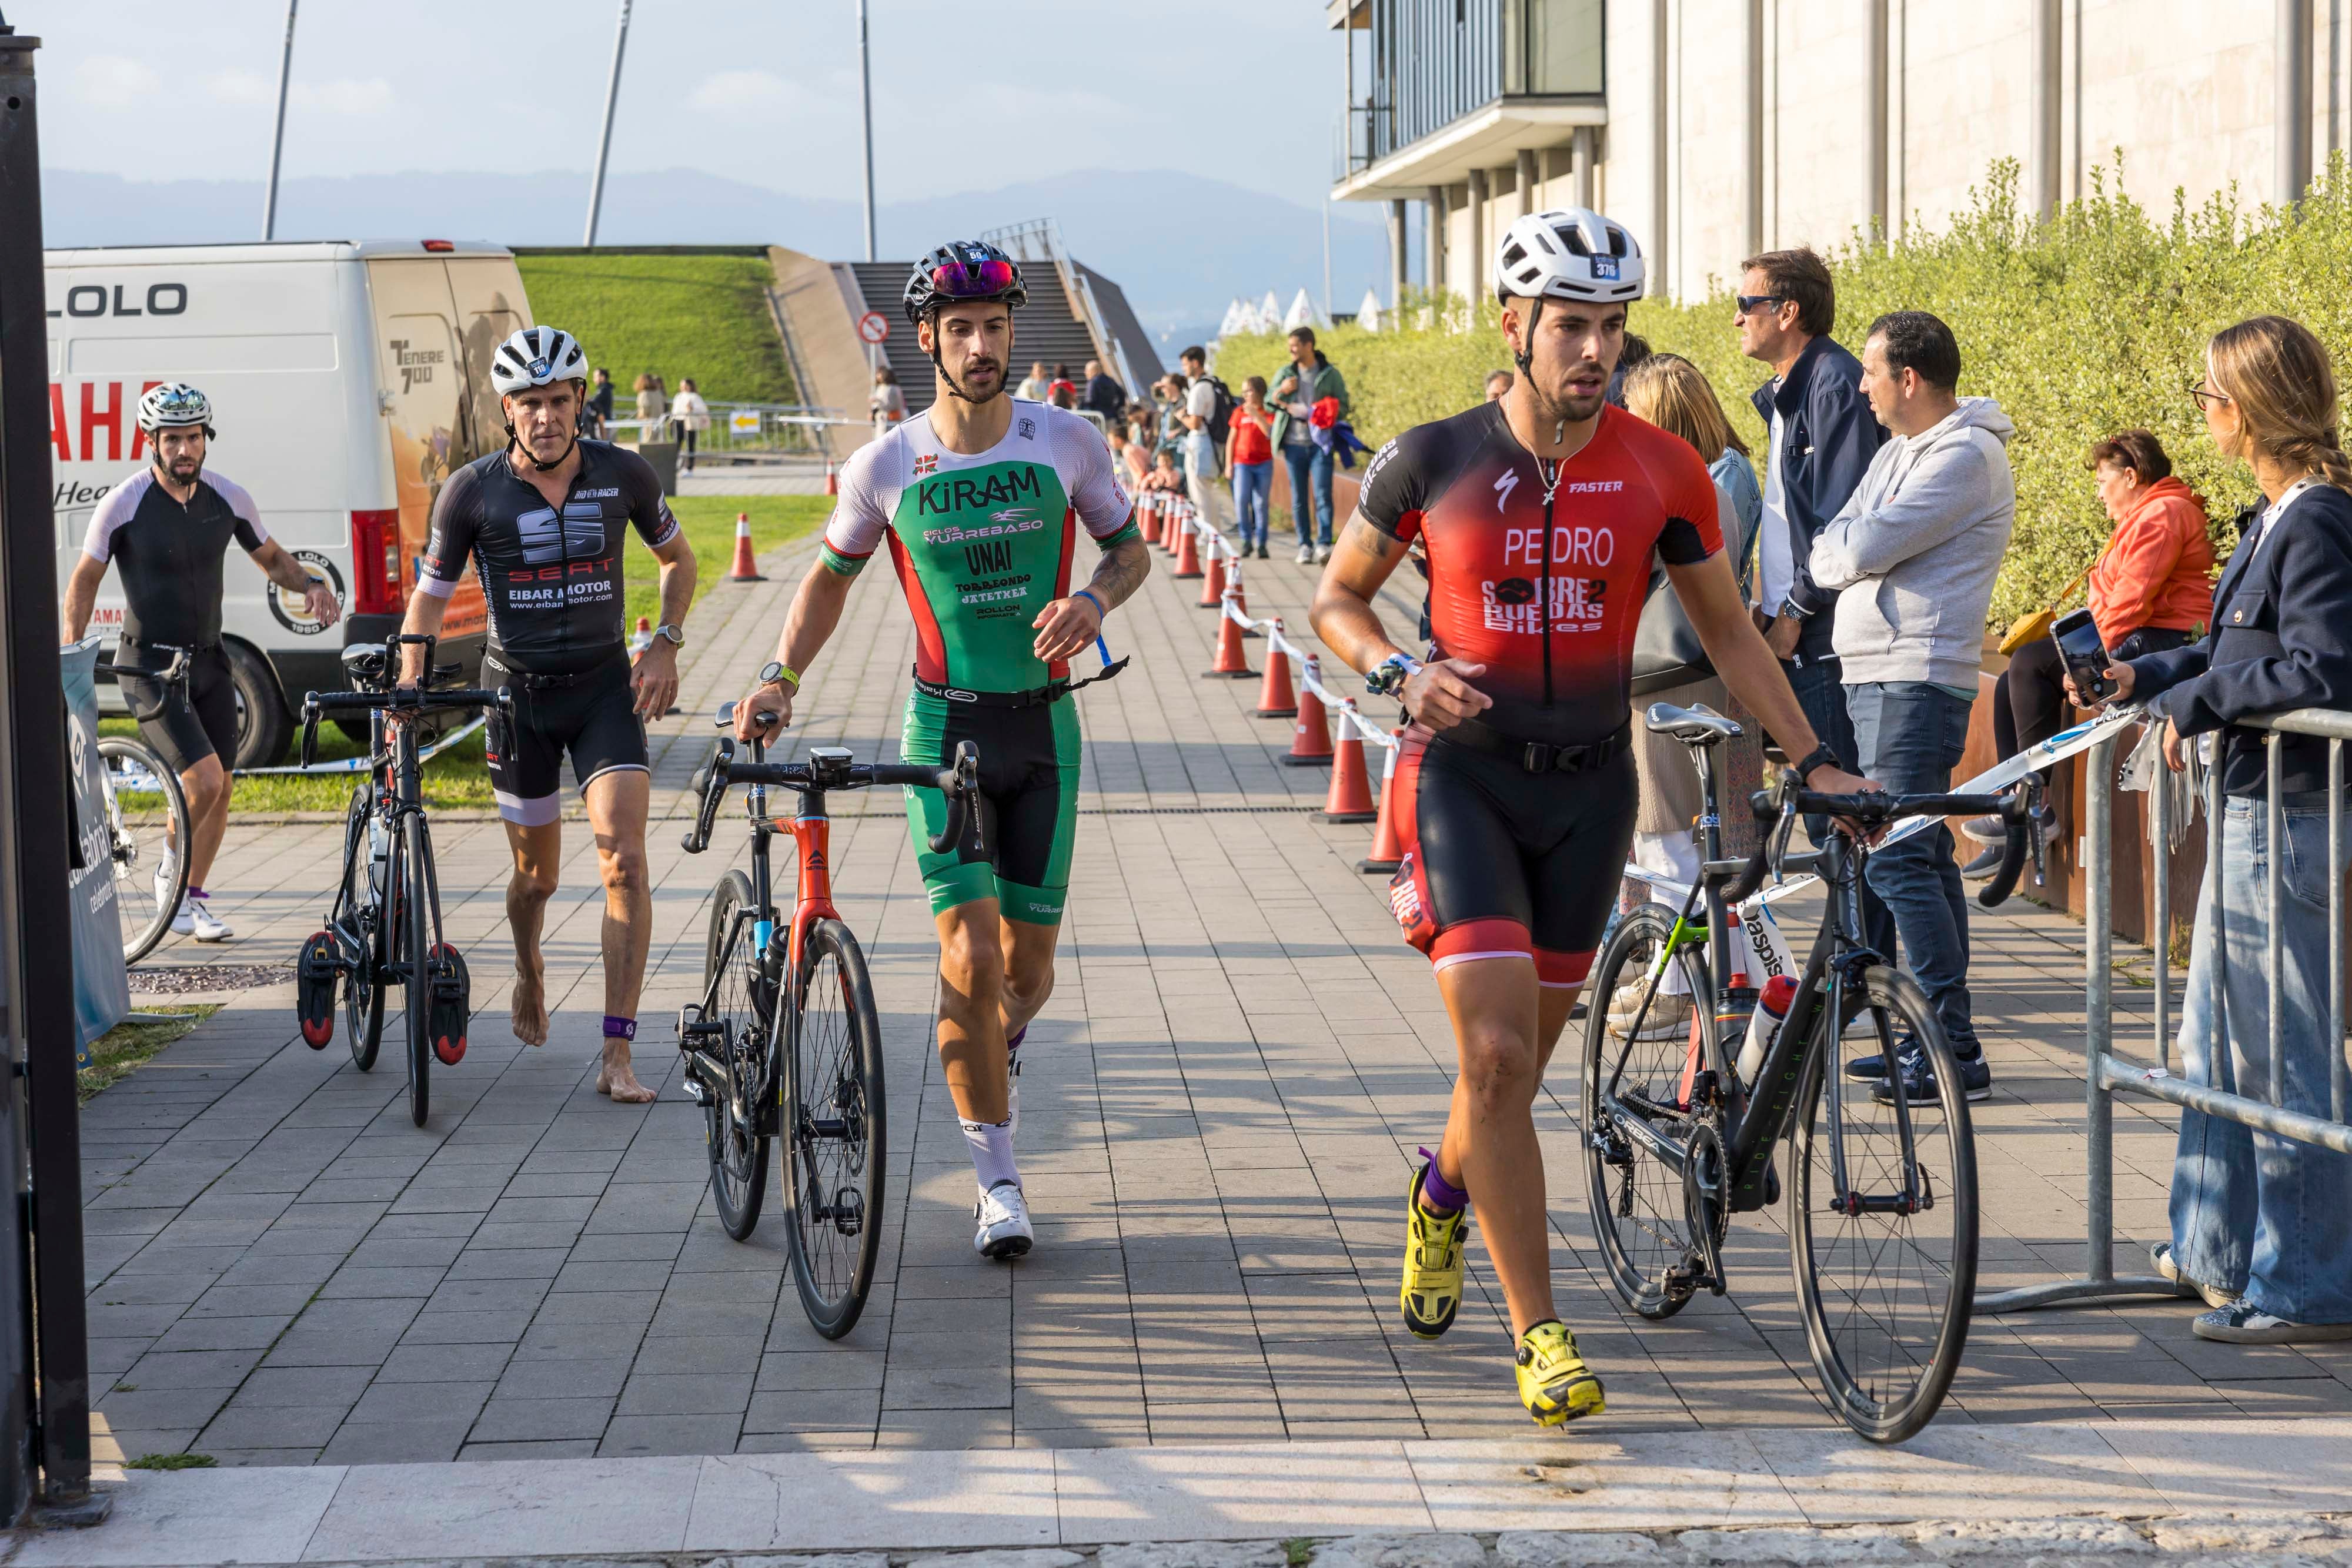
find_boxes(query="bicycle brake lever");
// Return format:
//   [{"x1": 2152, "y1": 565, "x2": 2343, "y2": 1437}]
[{"x1": 1768, "y1": 799, "x2": 1800, "y2": 884}]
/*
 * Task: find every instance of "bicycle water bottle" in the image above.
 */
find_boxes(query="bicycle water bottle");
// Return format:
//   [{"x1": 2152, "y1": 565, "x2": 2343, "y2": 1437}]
[{"x1": 1736, "y1": 974, "x2": 1798, "y2": 1085}]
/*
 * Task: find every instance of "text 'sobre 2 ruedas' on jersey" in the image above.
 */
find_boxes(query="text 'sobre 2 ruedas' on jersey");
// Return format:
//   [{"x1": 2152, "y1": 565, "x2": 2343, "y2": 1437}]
[
  {"x1": 1357, "y1": 401, "x2": 1723, "y2": 744},
  {"x1": 819, "y1": 401, "x2": 1141, "y2": 693},
  {"x1": 418, "y1": 440, "x2": 680, "y2": 677}
]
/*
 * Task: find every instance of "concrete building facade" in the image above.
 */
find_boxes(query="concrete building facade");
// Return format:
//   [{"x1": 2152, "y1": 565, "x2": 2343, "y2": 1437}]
[{"x1": 1332, "y1": 0, "x2": 2346, "y2": 305}]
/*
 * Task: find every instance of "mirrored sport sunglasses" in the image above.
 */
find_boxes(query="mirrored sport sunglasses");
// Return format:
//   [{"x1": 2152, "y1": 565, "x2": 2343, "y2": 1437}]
[
  {"x1": 930, "y1": 258, "x2": 1017, "y2": 297},
  {"x1": 1735, "y1": 293, "x2": 1785, "y2": 316}
]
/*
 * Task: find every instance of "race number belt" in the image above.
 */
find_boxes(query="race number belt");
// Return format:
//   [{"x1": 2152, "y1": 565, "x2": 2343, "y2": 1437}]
[{"x1": 910, "y1": 658, "x2": 1129, "y2": 710}]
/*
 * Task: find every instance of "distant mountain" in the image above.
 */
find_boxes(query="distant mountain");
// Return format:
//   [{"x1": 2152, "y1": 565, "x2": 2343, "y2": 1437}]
[{"x1": 39, "y1": 166, "x2": 1390, "y2": 344}]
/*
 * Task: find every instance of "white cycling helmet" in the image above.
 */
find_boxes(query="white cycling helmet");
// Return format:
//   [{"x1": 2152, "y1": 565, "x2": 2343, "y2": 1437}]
[
  {"x1": 137, "y1": 381, "x2": 215, "y2": 436},
  {"x1": 490, "y1": 325, "x2": 588, "y2": 396},
  {"x1": 1494, "y1": 208, "x2": 1645, "y2": 306}
]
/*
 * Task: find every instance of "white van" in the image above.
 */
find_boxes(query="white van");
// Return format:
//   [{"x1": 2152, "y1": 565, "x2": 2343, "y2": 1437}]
[{"x1": 47, "y1": 239, "x2": 533, "y2": 765}]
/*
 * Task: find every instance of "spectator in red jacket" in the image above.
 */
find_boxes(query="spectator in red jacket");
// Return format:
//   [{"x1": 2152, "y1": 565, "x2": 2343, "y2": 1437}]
[{"x1": 1964, "y1": 427, "x2": 2216, "y2": 875}]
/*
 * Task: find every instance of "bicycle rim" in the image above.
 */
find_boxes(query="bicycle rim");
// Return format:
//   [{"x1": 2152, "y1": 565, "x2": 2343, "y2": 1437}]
[
  {"x1": 98, "y1": 737, "x2": 187, "y2": 965},
  {"x1": 701, "y1": 871, "x2": 771, "y2": 1241},
  {"x1": 342, "y1": 785, "x2": 384, "y2": 1070},
  {"x1": 402, "y1": 817, "x2": 433, "y2": 1127},
  {"x1": 1789, "y1": 965, "x2": 1978, "y2": 1443},
  {"x1": 783, "y1": 918, "x2": 884, "y2": 1339}
]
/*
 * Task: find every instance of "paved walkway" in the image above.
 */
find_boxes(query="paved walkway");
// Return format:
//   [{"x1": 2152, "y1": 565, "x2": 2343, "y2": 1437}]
[{"x1": 79, "y1": 521, "x2": 2351, "y2": 1471}]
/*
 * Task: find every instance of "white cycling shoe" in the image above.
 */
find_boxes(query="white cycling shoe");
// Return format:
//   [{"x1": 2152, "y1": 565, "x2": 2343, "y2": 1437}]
[
  {"x1": 185, "y1": 894, "x2": 233, "y2": 943},
  {"x1": 974, "y1": 1180, "x2": 1034, "y2": 1261}
]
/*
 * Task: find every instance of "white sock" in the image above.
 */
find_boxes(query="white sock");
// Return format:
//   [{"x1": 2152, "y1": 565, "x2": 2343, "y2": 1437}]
[{"x1": 960, "y1": 1115, "x2": 1020, "y2": 1194}]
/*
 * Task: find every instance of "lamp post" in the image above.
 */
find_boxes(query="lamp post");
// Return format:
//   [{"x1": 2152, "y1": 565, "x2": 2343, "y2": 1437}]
[
  {"x1": 857, "y1": 0, "x2": 877, "y2": 262},
  {"x1": 260, "y1": 0, "x2": 296, "y2": 240},
  {"x1": 584, "y1": 0, "x2": 633, "y2": 248}
]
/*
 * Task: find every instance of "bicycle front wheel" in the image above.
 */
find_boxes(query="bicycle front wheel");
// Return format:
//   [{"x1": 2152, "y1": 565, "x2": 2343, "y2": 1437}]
[
  {"x1": 342, "y1": 784, "x2": 386, "y2": 1071},
  {"x1": 98, "y1": 737, "x2": 188, "y2": 965},
  {"x1": 398, "y1": 815, "x2": 433, "y2": 1128},
  {"x1": 783, "y1": 917, "x2": 885, "y2": 1340},
  {"x1": 700, "y1": 870, "x2": 771, "y2": 1240},
  {"x1": 1790, "y1": 964, "x2": 1978, "y2": 1443},
  {"x1": 1583, "y1": 904, "x2": 1717, "y2": 1319}
]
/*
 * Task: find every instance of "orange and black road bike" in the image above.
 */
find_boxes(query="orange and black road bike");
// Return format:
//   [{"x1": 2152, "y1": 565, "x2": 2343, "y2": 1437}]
[{"x1": 679, "y1": 705, "x2": 978, "y2": 1338}]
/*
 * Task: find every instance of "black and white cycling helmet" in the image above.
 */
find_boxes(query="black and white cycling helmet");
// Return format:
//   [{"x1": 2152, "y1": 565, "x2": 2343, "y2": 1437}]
[
  {"x1": 137, "y1": 381, "x2": 215, "y2": 436},
  {"x1": 490, "y1": 326, "x2": 589, "y2": 396},
  {"x1": 902, "y1": 240, "x2": 1028, "y2": 326},
  {"x1": 1494, "y1": 208, "x2": 1645, "y2": 306}
]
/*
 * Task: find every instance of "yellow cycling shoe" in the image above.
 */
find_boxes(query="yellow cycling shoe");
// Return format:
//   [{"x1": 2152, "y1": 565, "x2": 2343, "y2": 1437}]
[
  {"x1": 1515, "y1": 1320, "x2": 1605, "y2": 1426},
  {"x1": 1399, "y1": 1162, "x2": 1467, "y2": 1339}
]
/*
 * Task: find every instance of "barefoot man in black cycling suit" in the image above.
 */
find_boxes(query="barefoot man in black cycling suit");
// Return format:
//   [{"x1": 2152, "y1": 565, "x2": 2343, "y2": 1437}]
[
  {"x1": 1311, "y1": 210, "x2": 1873, "y2": 1426},
  {"x1": 61, "y1": 382, "x2": 343, "y2": 944},
  {"x1": 397, "y1": 327, "x2": 697, "y2": 1102}
]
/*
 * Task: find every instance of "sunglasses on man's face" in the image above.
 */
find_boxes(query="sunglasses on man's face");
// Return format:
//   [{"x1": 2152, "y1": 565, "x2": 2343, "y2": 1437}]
[
  {"x1": 1735, "y1": 294, "x2": 1785, "y2": 317},
  {"x1": 929, "y1": 258, "x2": 1017, "y2": 298}
]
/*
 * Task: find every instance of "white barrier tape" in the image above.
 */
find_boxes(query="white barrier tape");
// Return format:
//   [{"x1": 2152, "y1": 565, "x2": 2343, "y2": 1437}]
[{"x1": 238, "y1": 716, "x2": 488, "y2": 777}]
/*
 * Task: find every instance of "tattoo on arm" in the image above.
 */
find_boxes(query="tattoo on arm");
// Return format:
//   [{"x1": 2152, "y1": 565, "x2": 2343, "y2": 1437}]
[
  {"x1": 1086, "y1": 538, "x2": 1152, "y2": 611},
  {"x1": 1344, "y1": 517, "x2": 1405, "y2": 562}
]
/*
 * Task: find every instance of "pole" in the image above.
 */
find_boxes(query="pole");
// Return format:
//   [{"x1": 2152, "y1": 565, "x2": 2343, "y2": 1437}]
[
  {"x1": 0, "y1": 22, "x2": 93, "y2": 1516},
  {"x1": 857, "y1": 0, "x2": 877, "y2": 263},
  {"x1": 260, "y1": 0, "x2": 297, "y2": 240},
  {"x1": 583, "y1": 0, "x2": 632, "y2": 248}
]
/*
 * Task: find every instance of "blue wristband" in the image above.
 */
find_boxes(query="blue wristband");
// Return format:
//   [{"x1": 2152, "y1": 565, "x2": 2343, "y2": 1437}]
[{"x1": 1072, "y1": 589, "x2": 1107, "y2": 620}]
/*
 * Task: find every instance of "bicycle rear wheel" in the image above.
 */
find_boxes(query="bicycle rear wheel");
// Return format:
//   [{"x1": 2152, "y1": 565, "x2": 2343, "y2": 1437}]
[
  {"x1": 700, "y1": 870, "x2": 772, "y2": 1240},
  {"x1": 1789, "y1": 964, "x2": 1978, "y2": 1443},
  {"x1": 1582, "y1": 904, "x2": 1713, "y2": 1319},
  {"x1": 783, "y1": 917, "x2": 884, "y2": 1339},
  {"x1": 341, "y1": 784, "x2": 386, "y2": 1071},
  {"x1": 98, "y1": 737, "x2": 188, "y2": 965}
]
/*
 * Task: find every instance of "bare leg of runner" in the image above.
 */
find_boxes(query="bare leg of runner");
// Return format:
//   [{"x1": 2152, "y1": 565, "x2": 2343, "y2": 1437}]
[
  {"x1": 179, "y1": 754, "x2": 231, "y2": 890},
  {"x1": 1429, "y1": 958, "x2": 1583, "y2": 1337},
  {"x1": 934, "y1": 900, "x2": 1011, "y2": 1123},
  {"x1": 503, "y1": 820, "x2": 560, "y2": 1048},
  {"x1": 998, "y1": 914, "x2": 1058, "y2": 1042},
  {"x1": 586, "y1": 769, "x2": 656, "y2": 1104}
]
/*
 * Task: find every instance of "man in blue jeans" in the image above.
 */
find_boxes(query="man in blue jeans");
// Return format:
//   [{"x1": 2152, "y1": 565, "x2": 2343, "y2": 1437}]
[
  {"x1": 1809, "y1": 310, "x2": 2016, "y2": 1104},
  {"x1": 1269, "y1": 326, "x2": 1350, "y2": 563}
]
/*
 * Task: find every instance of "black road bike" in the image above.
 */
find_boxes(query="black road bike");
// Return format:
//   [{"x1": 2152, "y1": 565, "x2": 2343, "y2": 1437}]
[
  {"x1": 679, "y1": 707, "x2": 980, "y2": 1338},
  {"x1": 293, "y1": 636, "x2": 510, "y2": 1128},
  {"x1": 1583, "y1": 702, "x2": 2044, "y2": 1442}
]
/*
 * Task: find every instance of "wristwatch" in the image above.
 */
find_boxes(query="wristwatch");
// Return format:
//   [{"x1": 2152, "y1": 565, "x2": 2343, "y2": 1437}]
[
  {"x1": 1792, "y1": 744, "x2": 1840, "y2": 785},
  {"x1": 757, "y1": 659, "x2": 800, "y2": 691},
  {"x1": 1364, "y1": 652, "x2": 1423, "y2": 696},
  {"x1": 654, "y1": 623, "x2": 685, "y2": 648}
]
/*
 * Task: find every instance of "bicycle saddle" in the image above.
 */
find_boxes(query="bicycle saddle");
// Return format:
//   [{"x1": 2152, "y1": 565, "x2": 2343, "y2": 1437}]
[
  {"x1": 340, "y1": 643, "x2": 389, "y2": 683},
  {"x1": 1644, "y1": 702, "x2": 1742, "y2": 745}
]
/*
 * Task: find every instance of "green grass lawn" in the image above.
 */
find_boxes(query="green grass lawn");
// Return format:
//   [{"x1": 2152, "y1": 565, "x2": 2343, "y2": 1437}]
[
  {"x1": 79, "y1": 1004, "x2": 219, "y2": 1103},
  {"x1": 514, "y1": 250, "x2": 796, "y2": 406}
]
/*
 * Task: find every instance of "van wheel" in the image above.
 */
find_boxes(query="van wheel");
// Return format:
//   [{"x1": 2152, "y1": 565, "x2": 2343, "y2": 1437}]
[{"x1": 225, "y1": 641, "x2": 293, "y2": 768}]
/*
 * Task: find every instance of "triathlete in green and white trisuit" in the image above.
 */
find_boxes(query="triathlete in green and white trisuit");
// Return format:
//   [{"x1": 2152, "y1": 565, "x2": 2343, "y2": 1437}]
[
  {"x1": 818, "y1": 397, "x2": 1139, "y2": 921},
  {"x1": 736, "y1": 239, "x2": 1153, "y2": 1263}
]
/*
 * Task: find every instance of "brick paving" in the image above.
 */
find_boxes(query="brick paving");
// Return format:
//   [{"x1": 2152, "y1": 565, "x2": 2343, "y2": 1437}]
[{"x1": 78, "y1": 516, "x2": 2352, "y2": 1469}]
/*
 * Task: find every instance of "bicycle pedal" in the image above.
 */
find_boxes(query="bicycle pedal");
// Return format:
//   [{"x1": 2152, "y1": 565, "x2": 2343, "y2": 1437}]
[
  {"x1": 426, "y1": 943, "x2": 470, "y2": 1066},
  {"x1": 679, "y1": 1076, "x2": 712, "y2": 1106},
  {"x1": 295, "y1": 930, "x2": 340, "y2": 1049},
  {"x1": 677, "y1": 1003, "x2": 725, "y2": 1044}
]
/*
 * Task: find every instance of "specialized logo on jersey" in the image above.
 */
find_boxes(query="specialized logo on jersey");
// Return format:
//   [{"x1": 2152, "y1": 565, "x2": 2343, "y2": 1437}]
[
  {"x1": 914, "y1": 453, "x2": 940, "y2": 475},
  {"x1": 515, "y1": 502, "x2": 607, "y2": 566},
  {"x1": 914, "y1": 464, "x2": 1042, "y2": 518},
  {"x1": 1494, "y1": 470, "x2": 1520, "y2": 512}
]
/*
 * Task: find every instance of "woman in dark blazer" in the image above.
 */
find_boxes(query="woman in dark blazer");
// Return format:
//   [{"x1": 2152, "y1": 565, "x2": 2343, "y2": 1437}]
[{"x1": 2090, "y1": 315, "x2": 2352, "y2": 1345}]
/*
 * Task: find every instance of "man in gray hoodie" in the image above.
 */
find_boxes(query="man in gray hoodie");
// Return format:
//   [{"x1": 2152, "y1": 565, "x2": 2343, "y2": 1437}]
[{"x1": 1809, "y1": 310, "x2": 2016, "y2": 1105}]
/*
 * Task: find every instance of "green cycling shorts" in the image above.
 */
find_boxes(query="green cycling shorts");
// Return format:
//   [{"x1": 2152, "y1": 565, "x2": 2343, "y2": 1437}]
[{"x1": 901, "y1": 689, "x2": 1080, "y2": 924}]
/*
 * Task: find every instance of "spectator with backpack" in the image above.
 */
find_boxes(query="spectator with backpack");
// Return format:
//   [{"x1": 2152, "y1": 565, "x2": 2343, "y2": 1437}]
[
  {"x1": 1179, "y1": 345, "x2": 1233, "y2": 533},
  {"x1": 1271, "y1": 326, "x2": 1349, "y2": 562}
]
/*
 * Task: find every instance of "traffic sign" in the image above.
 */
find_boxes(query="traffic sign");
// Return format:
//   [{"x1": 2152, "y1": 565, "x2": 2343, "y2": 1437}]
[{"x1": 856, "y1": 312, "x2": 890, "y2": 345}]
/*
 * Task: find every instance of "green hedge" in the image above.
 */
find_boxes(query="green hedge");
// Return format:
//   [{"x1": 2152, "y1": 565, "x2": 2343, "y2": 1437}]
[
  {"x1": 1218, "y1": 158, "x2": 2352, "y2": 626},
  {"x1": 514, "y1": 250, "x2": 797, "y2": 406}
]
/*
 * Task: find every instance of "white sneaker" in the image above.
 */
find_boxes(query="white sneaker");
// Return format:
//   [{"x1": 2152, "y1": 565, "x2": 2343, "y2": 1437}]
[
  {"x1": 973, "y1": 1179, "x2": 1034, "y2": 1261},
  {"x1": 169, "y1": 896, "x2": 195, "y2": 937},
  {"x1": 1314, "y1": 543, "x2": 1332, "y2": 563},
  {"x1": 1295, "y1": 543, "x2": 1314, "y2": 564},
  {"x1": 1608, "y1": 982, "x2": 1690, "y2": 1041},
  {"x1": 187, "y1": 893, "x2": 233, "y2": 943},
  {"x1": 153, "y1": 851, "x2": 179, "y2": 916}
]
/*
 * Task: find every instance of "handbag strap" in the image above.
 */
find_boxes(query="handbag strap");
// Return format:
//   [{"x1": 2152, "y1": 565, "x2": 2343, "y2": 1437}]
[{"x1": 2046, "y1": 533, "x2": 2118, "y2": 612}]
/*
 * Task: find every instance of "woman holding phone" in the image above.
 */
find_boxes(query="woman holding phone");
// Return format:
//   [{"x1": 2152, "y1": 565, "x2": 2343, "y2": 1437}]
[{"x1": 2079, "y1": 316, "x2": 2352, "y2": 1345}]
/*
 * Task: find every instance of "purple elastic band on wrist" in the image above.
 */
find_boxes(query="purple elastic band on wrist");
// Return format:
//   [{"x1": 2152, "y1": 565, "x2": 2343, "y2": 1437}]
[{"x1": 603, "y1": 1015, "x2": 636, "y2": 1041}]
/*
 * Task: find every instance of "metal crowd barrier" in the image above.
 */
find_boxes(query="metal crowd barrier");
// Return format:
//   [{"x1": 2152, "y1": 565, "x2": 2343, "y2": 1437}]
[{"x1": 1975, "y1": 707, "x2": 2352, "y2": 1313}]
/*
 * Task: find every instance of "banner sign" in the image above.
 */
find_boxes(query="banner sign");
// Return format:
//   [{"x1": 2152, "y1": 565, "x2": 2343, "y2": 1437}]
[{"x1": 62, "y1": 637, "x2": 131, "y2": 1063}]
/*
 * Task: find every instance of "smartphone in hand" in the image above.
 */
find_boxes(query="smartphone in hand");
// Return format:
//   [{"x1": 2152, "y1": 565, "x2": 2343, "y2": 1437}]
[{"x1": 2050, "y1": 607, "x2": 2113, "y2": 703}]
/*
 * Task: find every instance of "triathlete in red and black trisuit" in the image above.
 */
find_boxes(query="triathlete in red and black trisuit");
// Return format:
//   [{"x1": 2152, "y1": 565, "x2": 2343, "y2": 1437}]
[{"x1": 1357, "y1": 396, "x2": 1723, "y2": 988}]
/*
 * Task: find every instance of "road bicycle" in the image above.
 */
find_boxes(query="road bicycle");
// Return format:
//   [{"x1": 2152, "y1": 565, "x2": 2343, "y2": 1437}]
[
  {"x1": 292, "y1": 635, "x2": 510, "y2": 1128},
  {"x1": 1582, "y1": 702, "x2": 2044, "y2": 1443},
  {"x1": 91, "y1": 645, "x2": 195, "y2": 964},
  {"x1": 679, "y1": 706, "x2": 979, "y2": 1338}
]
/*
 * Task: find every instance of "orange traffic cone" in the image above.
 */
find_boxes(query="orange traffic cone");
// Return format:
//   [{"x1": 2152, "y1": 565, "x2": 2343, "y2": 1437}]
[
  {"x1": 726, "y1": 511, "x2": 764, "y2": 582},
  {"x1": 823, "y1": 458, "x2": 838, "y2": 496},
  {"x1": 1199, "y1": 546, "x2": 1226, "y2": 607},
  {"x1": 1358, "y1": 729, "x2": 1406, "y2": 872},
  {"x1": 1255, "y1": 622, "x2": 1297, "y2": 717},
  {"x1": 1164, "y1": 499, "x2": 1189, "y2": 557},
  {"x1": 1283, "y1": 655, "x2": 1335, "y2": 767},
  {"x1": 1140, "y1": 494, "x2": 1162, "y2": 546},
  {"x1": 1204, "y1": 591, "x2": 1254, "y2": 678},
  {"x1": 1171, "y1": 519, "x2": 1202, "y2": 580},
  {"x1": 1325, "y1": 703, "x2": 1378, "y2": 823}
]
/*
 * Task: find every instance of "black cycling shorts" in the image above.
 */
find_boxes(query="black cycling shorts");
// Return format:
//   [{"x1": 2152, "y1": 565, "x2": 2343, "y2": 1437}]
[
  {"x1": 483, "y1": 654, "x2": 647, "y2": 827},
  {"x1": 118, "y1": 641, "x2": 239, "y2": 775},
  {"x1": 1387, "y1": 726, "x2": 1636, "y2": 988}
]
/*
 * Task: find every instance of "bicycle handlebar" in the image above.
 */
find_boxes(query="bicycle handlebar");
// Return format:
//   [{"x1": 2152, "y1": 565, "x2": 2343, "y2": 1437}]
[
  {"x1": 1716, "y1": 772, "x2": 2046, "y2": 909},
  {"x1": 681, "y1": 728, "x2": 983, "y2": 858},
  {"x1": 298, "y1": 686, "x2": 513, "y2": 770},
  {"x1": 95, "y1": 641, "x2": 193, "y2": 687}
]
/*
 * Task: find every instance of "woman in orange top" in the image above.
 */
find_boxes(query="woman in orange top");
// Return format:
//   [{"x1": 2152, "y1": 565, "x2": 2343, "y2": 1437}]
[{"x1": 1966, "y1": 428, "x2": 2216, "y2": 874}]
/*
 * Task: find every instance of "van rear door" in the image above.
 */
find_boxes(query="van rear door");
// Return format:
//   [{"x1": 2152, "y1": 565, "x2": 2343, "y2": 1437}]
[
  {"x1": 363, "y1": 259, "x2": 486, "y2": 641},
  {"x1": 445, "y1": 255, "x2": 532, "y2": 466}
]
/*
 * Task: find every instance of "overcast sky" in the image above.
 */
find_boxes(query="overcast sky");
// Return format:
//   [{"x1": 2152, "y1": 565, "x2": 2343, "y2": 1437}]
[{"x1": 27, "y1": 1, "x2": 1344, "y2": 210}]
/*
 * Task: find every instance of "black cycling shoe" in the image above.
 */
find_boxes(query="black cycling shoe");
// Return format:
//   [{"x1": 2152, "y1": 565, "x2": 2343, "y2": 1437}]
[
  {"x1": 1871, "y1": 1041, "x2": 1993, "y2": 1104},
  {"x1": 296, "y1": 930, "x2": 341, "y2": 1049},
  {"x1": 1844, "y1": 1034, "x2": 1912, "y2": 1083},
  {"x1": 427, "y1": 943, "x2": 472, "y2": 1066}
]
